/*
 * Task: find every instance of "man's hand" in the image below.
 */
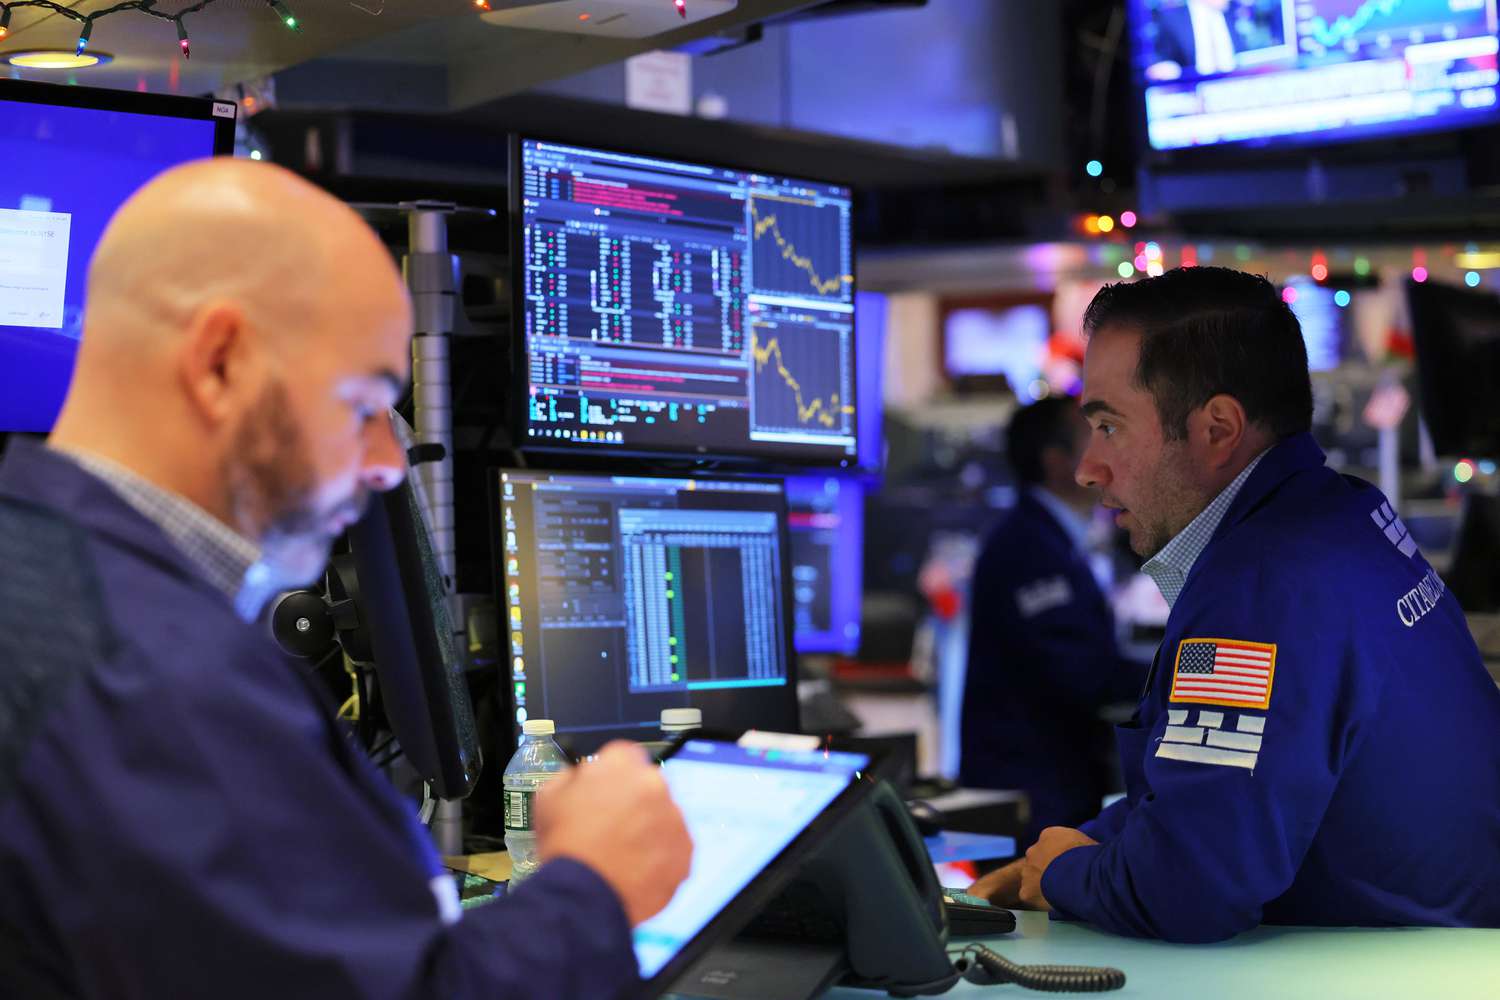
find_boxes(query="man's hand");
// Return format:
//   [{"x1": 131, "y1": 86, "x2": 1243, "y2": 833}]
[
  {"x1": 1019, "y1": 827, "x2": 1097, "y2": 911},
  {"x1": 968, "y1": 859, "x2": 1025, "y2": 908},
  {"x1": 534, "y1": 741, "x2": 693, "y2": 926}
]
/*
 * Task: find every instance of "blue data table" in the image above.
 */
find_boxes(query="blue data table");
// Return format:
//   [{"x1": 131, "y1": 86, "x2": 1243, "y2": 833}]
[{"x1": 825, "y1": 910, "x2": 1500, "y2": 1000}]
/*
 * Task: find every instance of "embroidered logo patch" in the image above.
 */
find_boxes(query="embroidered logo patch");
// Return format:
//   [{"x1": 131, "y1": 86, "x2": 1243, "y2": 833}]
[
  {"x1": 1156, "y1": 708, "x2": 1264, "y2": 771},
  {"x1": 1168, "y1": 638, "x2": 1276, "y2": 710},
  {"x1": 1370, "y1": 502, "x2": 1418, "y2": 558}
]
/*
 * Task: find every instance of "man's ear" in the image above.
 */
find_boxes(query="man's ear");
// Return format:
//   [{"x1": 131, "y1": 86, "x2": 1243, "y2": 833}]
[
  {"x1": 177, "y1": 301, "x2": 252, "y2": 427},
  {"x1": 1195, "y1": 393, "x2": 1248, "y2": 469}
]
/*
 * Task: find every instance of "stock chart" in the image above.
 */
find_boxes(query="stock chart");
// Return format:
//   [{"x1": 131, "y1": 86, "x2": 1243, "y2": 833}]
[{"x1": 518, "y1": 139, "x2": 857, "y2": 463}]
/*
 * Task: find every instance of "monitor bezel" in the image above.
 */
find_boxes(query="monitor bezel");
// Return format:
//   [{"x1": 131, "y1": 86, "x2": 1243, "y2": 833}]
[
  {"x1": 640, "y1": 731, "x2": 882, "y2": 994},
  {"x1": 0, "y1": 78, "x2": 236, "y2": 154},
  {"x1": 492, "y1": 466, "x2": 803, "y2": 753},
  {"x1": 1123, "y1": 0, "x2": 1500, "y2": 163},
  {"x1": 508, "y1": 132, "x2": 860, "y2": 471}
]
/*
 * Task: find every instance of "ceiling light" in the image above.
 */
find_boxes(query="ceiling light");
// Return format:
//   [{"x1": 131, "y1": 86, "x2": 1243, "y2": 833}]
[{"x1": 3, "y1": 49, "x2": 114, "y2": 70}]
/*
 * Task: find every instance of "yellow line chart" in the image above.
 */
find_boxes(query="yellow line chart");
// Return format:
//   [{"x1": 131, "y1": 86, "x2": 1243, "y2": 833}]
[
  {"x1": 749, "y1": 198, "x2": 852, "y2": 298},
  {"x1": 751, "y1": 331, "x2": 855, "y2": 428}
]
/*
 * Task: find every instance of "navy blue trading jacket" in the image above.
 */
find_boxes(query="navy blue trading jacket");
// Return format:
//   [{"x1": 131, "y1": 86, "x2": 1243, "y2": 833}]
[
  {"x1": 961, "y1": 490, "x2": 1146, "y2": 844},
  {"x1": 1042, "y1": 432, "x2": 1500, "y2": 941},
  {"x1": 0, "y1": 440, "x2": 640, "y2": 998}
]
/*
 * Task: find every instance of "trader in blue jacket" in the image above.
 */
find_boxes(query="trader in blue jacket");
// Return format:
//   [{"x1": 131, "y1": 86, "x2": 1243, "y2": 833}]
[
  {"x1": 961, "y1": 397, "x2": 1146, "y2": 844},
  {"x1": 0, "y1": 160, "x2": 691, "y2": 997},
  {"x1": 973, "y1": 266, "x2": 1500, "y2": 939}
]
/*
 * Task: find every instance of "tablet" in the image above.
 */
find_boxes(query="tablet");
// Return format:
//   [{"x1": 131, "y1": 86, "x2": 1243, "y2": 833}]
[{"x1": 634, "y1": 736, "x2": 874, "y2": 992}]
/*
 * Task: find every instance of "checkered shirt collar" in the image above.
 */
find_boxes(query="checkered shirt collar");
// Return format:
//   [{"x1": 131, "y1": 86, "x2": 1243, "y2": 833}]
[
  {"x1": 51, "y1": 445, "x2": 261, "y2": 605},
  {"x1": 1142, "y1": 449, "x2": 1268, "y2": 609}
]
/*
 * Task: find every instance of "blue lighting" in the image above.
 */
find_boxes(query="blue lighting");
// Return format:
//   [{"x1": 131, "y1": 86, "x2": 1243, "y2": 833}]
[
  {"x1": 1085, "y1": 159, "x2": 1103, "y2": 178},
  {"x1": 1333, "y1": 289, "x2": 1351, "y2": 308},
  {"x1": 1466, "y1": 271, "x2": 1482, "y2": 287}
]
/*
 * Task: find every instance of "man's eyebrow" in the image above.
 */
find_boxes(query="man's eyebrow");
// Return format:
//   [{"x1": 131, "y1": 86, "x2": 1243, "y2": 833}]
[{"x1": 1081, "y1": 399, "x2": 1124, "y2": 420}]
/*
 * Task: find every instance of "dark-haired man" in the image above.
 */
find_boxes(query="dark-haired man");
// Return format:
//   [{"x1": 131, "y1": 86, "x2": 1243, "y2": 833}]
[
  {"x1": 961, "y1": 398, "x2": 1146, "y2": 846},
  {"x1": 973, "y1": 266, "x2": 1500, "y2": 940}
]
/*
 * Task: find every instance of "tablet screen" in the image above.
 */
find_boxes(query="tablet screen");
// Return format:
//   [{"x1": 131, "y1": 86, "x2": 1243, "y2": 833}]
[{"x1": 633, "y1": 739, "x2": 870, "y2": 981}]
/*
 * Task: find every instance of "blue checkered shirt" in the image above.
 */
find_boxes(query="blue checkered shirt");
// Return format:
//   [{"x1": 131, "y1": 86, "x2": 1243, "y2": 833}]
[
  {"x1": 52, "y1": 446, "x2": 261, "y2": 607},
  {"x1": 1142, "y1": 450, "x2": 1267, "y2": 609}
]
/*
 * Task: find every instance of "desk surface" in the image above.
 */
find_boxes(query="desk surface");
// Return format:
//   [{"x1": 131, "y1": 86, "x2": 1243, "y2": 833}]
[{"x1": 825, "y1": 911, "x2": 1500, "y2": 1000}]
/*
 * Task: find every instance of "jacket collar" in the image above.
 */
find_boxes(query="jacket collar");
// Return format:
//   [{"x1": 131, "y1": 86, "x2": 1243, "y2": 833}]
[
  {"x1": 0, "y1": 437, "x2": 226, "y2": 604},
  {"x1": 1209, "y1": 431, "x2": 1326, "y2": 545}
]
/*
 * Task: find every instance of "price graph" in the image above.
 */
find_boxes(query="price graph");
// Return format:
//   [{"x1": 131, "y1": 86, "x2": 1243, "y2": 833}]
[{"x1": 749, "y1": 196, "x2": 851, "y2": 302}]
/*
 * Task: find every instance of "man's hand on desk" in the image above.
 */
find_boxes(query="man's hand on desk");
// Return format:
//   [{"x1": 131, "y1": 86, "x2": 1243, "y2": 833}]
[
  {"x1": 535, "y1": 741, "x2": 693, "y2": 926},
  {"x1": 1019, "y1": 827, "x2": 1098, "y2": 911},
  {"x1": 969, "y1": 859, "x2": 1026, "y2": 908}
]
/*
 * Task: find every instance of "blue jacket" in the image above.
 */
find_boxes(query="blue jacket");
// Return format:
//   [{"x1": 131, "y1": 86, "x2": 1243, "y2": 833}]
[
  {"x1": 1043, "y1": 433, "x2": 1500, "y2": 941},
  {"x1": 961, "y1": 490, "x2": 1146, "y2": 843},
  {"x1": 0, "y1": 440, "x2": 640, "y2": 998}
]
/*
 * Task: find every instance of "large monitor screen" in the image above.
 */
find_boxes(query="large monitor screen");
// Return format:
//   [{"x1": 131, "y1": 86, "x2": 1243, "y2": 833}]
[
  {"x1": 1129, "y1": 0, "x2": 1500, "y2": 152},
  {"x1": 942, "y1": 301, "x2": 1052, "y2": 395},
  {"x1": 514, "y1": 138, "x2": 857, "y2": 466},
  {"x1": 1407, "y1": 277, "x2": 1500, "y2": 456},
  {"x1": 497, "y1": 470, "x2": 799, "y2": 755},
  {"x1": 785, "y1": 475, "x2": 864, "y2": 656},
  {"x1": 635, "y1": 739, "x2": 870, "y2": 984},
  {"x1": 0, "y1": 81, "x2": 234, "y2": 432},
  {"x1": 1283, "y1": 276, "x2": 1350, "y2": 371}
]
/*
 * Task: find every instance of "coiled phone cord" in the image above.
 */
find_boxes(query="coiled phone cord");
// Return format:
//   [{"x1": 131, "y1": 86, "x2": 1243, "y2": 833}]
[{"x1": 953, "y1": 944, "x2": 1126, "y2": 992}]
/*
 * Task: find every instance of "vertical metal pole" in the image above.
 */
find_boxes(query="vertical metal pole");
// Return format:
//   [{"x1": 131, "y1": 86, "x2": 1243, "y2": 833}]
[
  {"x1": 404, "y1": 204, "x2": 464, "y2": 853},
  {"x1": 1379, "y1": 425, "x2": 1400, "y2": 514}
]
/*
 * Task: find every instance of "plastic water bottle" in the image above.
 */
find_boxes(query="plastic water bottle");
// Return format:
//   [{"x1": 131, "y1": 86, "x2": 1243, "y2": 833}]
[
  {"x1": 660, "y1": 707, "x2": 701, "y2": 739},
  {"x1": 640, "y1": 707, "x2": 703, "y2": 761},
  {"x1": 503, "y1": 719, "x2": 571, "y2": 886}
]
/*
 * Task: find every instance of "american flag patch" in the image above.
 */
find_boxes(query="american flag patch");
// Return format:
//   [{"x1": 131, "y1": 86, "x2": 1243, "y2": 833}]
[{"x1": 1169, "y1": 638, "x2": 1276, "y2": 709}]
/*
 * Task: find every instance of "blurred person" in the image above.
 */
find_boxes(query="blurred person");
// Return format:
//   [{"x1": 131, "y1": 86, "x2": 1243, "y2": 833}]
[
  {"x1": 1148, "y1": 0, "x2": 1239, "y2": 79},
  {"x1": 961, "y1": 397, "x2": 1146, "y2": 846}
]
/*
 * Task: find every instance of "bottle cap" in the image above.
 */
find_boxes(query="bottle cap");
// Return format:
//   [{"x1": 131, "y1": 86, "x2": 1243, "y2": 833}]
[
  {"x1": 522, "y1": 719, "x2": 556, "y2": 736},
  {"x1": 660, "y1": 708, "x2": 702, "y2": 732}
]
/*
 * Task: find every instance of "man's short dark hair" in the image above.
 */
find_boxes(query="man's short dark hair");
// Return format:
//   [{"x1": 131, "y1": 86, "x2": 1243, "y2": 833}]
[
  {"x1": 1007, "y1": 396, "x2": 1081, "y2": 485},
  {"x1": 1082, "y1": 266, "x2": 1313, "y2": 442}
]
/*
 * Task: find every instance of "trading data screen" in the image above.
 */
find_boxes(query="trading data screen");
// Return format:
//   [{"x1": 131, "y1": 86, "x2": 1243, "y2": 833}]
[
  {"x1": 498, "y1": 470, "x2": 799, "y2": 754},
  {"x1": 785, "y1": 476, "x2": 864, "y2": 655},
  {"x1": 516, "y1": 139, "x2": 857, "y2": 464},
  {"x1": 1130, "y1": 0, "x2": 1500, "y2": 151}
]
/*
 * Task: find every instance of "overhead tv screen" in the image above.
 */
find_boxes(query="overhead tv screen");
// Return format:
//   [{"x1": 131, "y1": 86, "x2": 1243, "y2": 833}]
[{"x1": 1130, "y1": 0, "x2": 1500, "y2": 152}]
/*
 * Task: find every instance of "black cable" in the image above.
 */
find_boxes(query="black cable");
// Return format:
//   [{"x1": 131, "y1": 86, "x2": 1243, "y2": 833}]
[{"x1": 955, "y1": 944, "x2": 1125, "y2": 993}]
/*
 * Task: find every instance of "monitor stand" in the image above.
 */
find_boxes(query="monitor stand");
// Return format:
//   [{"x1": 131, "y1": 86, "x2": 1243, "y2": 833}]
[{"x1": 665, "y1": 939, "x2": 845, "y2": 1000}]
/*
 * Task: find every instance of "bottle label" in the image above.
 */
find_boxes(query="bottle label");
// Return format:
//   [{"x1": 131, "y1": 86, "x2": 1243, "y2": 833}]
[{"x1": 504, "y1": 789, "x2": 534, "y2": 832}]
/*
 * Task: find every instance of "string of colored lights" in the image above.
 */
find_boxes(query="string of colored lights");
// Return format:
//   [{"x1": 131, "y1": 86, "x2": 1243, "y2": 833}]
[{"x1": 0, "y1": 0, "x2": 300, "y2": 59}]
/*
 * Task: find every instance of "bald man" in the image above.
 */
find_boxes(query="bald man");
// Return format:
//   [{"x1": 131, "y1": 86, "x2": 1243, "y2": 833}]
[{"x1": 0, "y1": 160, "x2": 691, "y2": 998}]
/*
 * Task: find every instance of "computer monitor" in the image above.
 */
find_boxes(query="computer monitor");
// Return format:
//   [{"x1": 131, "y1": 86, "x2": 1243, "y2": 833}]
[
  {"x1": 496, "y1": 469, "x2": 800, "y2": 755},
  {"x1": 1284, "y1": 276, "x2": 1349, "y2": 372},
  {"x1": 271, "y1": 416, "x2": 483, "y2": 801},
  {"x1": 1407, "y1": 277, "x2": 1500, "y2": 457},
  {"x1": 784, "y1": 475, "x2": 864, "y2": 656},
  {"x1": 511, "y1": 137, "x2": 858, "y2": 466},
  {"x1": 0, "y1": 80, "x2": 235, "y2": 432},
  {"x1": 1128, "y1": 0, "x2": 1500, "y2": 153},
  {"x1": 941, "y1": 295, "x2": 1053, "y2": 396}
]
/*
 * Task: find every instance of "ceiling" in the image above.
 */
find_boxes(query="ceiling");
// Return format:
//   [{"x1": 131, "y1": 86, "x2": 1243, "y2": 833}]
[{"x1": 0, "y1": 0, "x2": 820, "y2": 104}]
